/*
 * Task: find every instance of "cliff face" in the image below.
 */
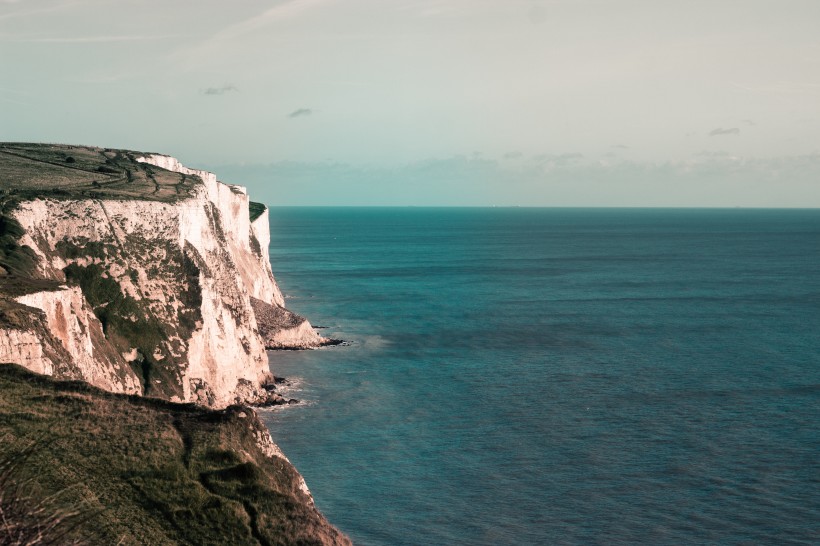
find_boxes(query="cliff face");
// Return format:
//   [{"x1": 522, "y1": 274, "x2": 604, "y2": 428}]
[
  {"x1": 10, "y1": 285, "x2": 141, "y2": 394},
  {"x1": 0, "y1": 144, "x2": 349, "y2": 544},
  {"x1": 135, "y1": 154, "x2": 286, "y2": 308},
  {"x1": 0, "y1": 145, "x2": 325, "y2": 407}
]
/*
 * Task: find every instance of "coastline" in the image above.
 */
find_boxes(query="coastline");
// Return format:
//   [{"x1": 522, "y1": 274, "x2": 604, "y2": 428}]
[{"x1": 0, "y1": 145, "x2": 352, "y2": 542}]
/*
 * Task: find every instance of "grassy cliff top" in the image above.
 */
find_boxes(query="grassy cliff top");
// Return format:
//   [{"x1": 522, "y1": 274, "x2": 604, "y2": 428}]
[
  {"x1": 0, "y1": 363, "x2": 349, "y2": 546},
  {"x1": 0, "y1": 143, "x2": 208, "y2": 294},
  {"x1": 0, "y1": 143, "x2": 201, "y2": 203}
]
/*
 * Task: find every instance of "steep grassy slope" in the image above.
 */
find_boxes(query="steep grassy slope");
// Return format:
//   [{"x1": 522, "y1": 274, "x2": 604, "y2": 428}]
[{"x1": 0, "y1": 364, "x2": 350, "y2": 546}]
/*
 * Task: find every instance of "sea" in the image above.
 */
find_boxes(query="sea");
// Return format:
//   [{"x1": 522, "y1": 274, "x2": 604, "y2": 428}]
[{"x1": 259, "y1": 207, "x2": 820, "y2": 545}]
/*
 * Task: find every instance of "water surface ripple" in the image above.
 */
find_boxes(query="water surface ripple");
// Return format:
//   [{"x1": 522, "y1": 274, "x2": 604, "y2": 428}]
[{"x1": 262, "y1": 208, "x2": 820, "y2": 545}]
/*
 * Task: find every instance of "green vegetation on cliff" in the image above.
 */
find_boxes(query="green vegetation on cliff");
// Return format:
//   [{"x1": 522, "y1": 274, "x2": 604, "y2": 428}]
[
  {"x1": 0, "y1": 364, "x2": 349, "y2": 546},
  {"x1": 249, "y1": 202, "x2": 267, "y2": 223},
  {"x1": 0, "y1": 207, "x2": 35, "y2": 278},
  {"x1": 0, "y1": 201, "x2": 60, "y2": 321},
  {"x1": 0, "y1": 143, "x2": 199, "y2": 203}
]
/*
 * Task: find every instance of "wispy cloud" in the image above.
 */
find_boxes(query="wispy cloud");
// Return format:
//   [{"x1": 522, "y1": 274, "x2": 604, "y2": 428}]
[
  {"x1": 172, "y1": 0, "x2": 334, "y2": 64},
  {"x1": 225, "y1": 0, "x2": 333, "y2": 34},
  {"x1": 531, "y1": 152, "x2": 585, "y2": 169},
  {"x1": 731, "y1": 81, "x2": 820, "y2": 95},
  {"x1": 67, "y1": 72, "x2": 137, "y2": 84},
  {"x1": 611, "y1": 144, "x2": 630, "y2": 149},
  {"x1": 288, "y1": 108, "x2": 313, "y2": 118},
  {"x1": 394, "y1": 1, "x2": 468, "y2": 18},
  {"x1": 709, "y1": 127, "x2": 740, "y2": 136},
  {"x1": 0, "y1": 0, "x2": 90, "y2": 22},
  {"x1": 9, "y1": 35, "x2": 175, "y2": 43},
  {"x1": 202, "y1": 84, "x2": 238, "y2": 96},
  {"x1": 0, "y1": 93, "x2": 29, "y2": 106},
  {"x1": 0, "y1": 84, "x2": 29, "y2": 105}
]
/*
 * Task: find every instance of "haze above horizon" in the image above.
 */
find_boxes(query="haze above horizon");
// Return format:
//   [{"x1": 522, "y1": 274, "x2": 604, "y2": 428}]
[{"x1": 1, "y1": 0, "x2": 819, "y2": 206}]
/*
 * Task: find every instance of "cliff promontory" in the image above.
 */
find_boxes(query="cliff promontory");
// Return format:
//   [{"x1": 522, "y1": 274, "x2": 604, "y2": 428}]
[
  {"x1": 0, "y1": 363, "x2": 350, "y2": 545},
  {"x1": 0, "y1": 143, "x2": 327, "y2": 408}
]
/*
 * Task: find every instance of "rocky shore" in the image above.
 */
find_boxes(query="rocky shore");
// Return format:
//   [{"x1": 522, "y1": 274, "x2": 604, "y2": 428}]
[
  {"x1": 252, "y1": 297, "x2": 346, "y2": 350},
  {"x1": 254, "y1": 375, "x2": 300, "y2": 407}
]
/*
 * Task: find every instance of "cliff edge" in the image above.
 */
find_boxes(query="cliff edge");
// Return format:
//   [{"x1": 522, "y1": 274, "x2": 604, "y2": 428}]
[{"x1": 0, "y1": 143, "x2": 326, "y2": 408}]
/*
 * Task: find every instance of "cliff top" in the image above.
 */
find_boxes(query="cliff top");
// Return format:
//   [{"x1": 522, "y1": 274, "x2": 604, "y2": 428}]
[
  {"x1": 0, "y1": 143, "x2": 212, "y2": 295},
  {"x1": 0, "y1": 143, "x2": 201, "y2": 203}
]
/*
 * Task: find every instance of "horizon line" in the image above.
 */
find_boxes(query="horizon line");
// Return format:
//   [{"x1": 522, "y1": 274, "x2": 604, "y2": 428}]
[{"x1": 263, "y1": 205, "x2": 820, "y2": 210}]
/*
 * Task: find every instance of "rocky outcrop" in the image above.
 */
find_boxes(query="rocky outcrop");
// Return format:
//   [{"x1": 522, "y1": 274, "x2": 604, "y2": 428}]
[
  {"x1": 0, "y1": 147, "x2": 324, "y2": 408},
  {"x1": 251, "y1": 296, "x2": 329, "y2": 349}
]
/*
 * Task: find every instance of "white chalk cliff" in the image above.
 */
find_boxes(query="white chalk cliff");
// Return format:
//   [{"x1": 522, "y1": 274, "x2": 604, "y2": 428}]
[{"x1": 0, "y1": 151, "x2": 325, "y2": 407}]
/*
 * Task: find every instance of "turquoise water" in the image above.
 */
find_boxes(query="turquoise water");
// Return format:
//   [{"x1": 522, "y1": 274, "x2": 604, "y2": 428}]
[{"x1": 260, "y1": 208, "x2": 820, "y2": 545}]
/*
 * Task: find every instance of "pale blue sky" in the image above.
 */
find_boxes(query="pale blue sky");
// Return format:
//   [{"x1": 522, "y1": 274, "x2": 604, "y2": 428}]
[{"x1": 1, "y1": 0, "x2": 819, "y2": 206}]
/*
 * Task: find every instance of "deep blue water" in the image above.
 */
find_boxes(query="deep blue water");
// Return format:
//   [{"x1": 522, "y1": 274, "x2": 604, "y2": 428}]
[{"x1": 260, "y1": 208, "x2": 820, "y2": 545}]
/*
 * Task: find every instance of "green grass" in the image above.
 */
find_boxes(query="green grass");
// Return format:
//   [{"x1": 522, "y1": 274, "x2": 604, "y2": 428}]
[
  {"x1": 62, "y1": 263, "x2": 167, "y2": 392},
  {"x1": 0, "y1": 364, "x2": 349, "y2": 546},
  {"x1": 60, "y1": 246, "x2": 201, "y2": 399},
  {"x1": 0, "y1": 202, "x2": 36, "y2": 277},
  {"x1": 0, "y1": 198, "x2": 61, "y2": 300},
  {"x1": 248, "y1": 202, "x2": 267, "y2": 223},
  {"x1": 0, "y1": 143, "x2": 200, "y2": 204},
  {"x1": 0, "y1": 142, "x2": 206, "y2": 298}
]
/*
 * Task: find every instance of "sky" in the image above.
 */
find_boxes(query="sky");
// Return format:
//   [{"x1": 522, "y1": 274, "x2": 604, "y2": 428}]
[{"x1": 1, "y1": 0, "x2": 819, "y2": 206}]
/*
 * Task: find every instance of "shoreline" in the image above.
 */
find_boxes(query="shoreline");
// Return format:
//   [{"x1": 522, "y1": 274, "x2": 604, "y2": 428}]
[
  {"x1": 266, "y1": 337, "x2": 351, "y2": 350},
  {"x1": 254, "y1": 335, "x2": 350, "y2": 407}
]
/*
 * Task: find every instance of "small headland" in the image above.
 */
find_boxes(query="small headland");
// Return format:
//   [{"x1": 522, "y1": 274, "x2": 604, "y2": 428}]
[
  {"x1": 251, "y1": 297, "x2": 348, "y2": 350},
  {"x1": 0, "y1": 363, "x2": 351, "y2": 545}
]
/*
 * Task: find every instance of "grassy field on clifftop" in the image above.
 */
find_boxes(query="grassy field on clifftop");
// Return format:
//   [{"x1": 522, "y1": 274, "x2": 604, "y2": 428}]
[
  {"x1": 0, "y1": 142, "x2": 201, "y2": 296},
  {"x1": 0, "y1": 364, "x2": 349, "y2": 546},
  {"x1": 0, "y1": 143, "x2": 200, "y2": 203}
]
